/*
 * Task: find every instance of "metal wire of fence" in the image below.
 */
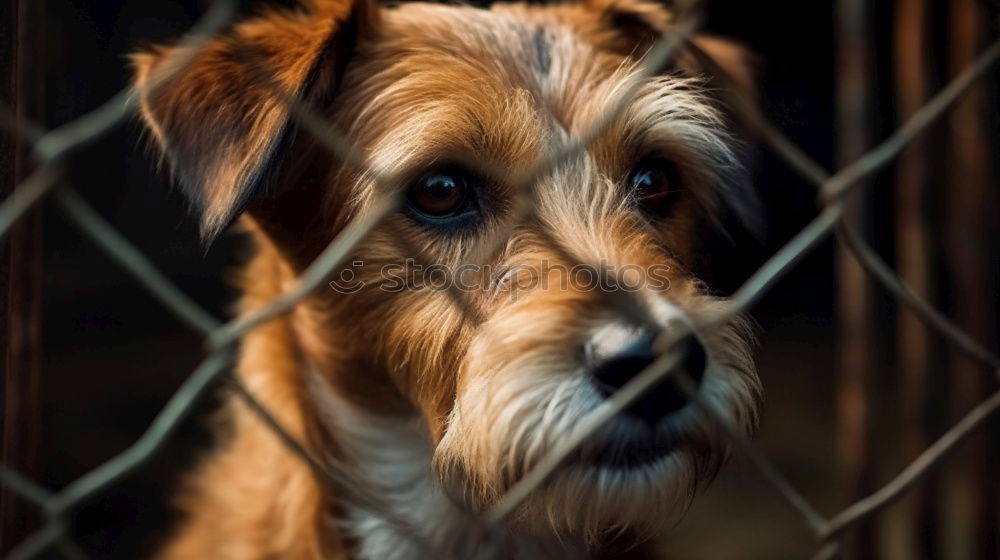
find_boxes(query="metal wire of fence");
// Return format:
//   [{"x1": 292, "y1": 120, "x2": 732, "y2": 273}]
[{"x1": 1, "y1": 0, "x2": 999, "y2": 558}]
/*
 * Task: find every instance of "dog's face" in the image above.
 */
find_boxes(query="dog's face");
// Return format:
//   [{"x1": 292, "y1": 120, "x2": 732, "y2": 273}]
[{"x1": 135, "y1": 0, "x2": 761, "y2": 542}]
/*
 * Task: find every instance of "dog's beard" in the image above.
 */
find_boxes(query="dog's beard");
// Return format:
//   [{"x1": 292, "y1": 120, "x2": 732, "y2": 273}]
[{"x1": 433, "y1": 297, "x2": 760, "y2": 542}]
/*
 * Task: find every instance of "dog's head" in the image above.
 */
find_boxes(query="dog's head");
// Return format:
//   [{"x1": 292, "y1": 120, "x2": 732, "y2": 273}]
[{"x1": 134, "y1": 0, "x2": 761, "y2": 542}]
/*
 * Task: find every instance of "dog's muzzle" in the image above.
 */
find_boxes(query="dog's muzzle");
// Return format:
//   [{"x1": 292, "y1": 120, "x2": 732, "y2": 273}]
[
  {"x1": 574, "y1": 332, "x2": 710, "y2": 469},
  {"x1": 591, "y1": 333, "x2": 707, "y2": 426}
]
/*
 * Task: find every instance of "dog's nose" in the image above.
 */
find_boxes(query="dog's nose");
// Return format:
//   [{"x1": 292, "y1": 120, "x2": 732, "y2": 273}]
[{"x1": 591, "y1": 333, "x2": 707, "y2": 426}]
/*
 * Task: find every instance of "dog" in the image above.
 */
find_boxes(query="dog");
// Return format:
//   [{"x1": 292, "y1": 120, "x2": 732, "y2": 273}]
[{"x1": 132, "y1": 0, "x2": 761, "y2": 557}]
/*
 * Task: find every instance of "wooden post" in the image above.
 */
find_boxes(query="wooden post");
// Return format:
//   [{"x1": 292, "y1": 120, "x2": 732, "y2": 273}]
[
  {"x1": 0, "y1": 0, "x2": 45, "y2": 554},
  {"x1": 834, "y1": 0, "x2": 877, "y2": 558},
  {"x1": 944, "y1": 0, "x2": 998, "y2": 558},
  {"x1": 891, "y1": 0, "x2": 938, "y2": 557}
]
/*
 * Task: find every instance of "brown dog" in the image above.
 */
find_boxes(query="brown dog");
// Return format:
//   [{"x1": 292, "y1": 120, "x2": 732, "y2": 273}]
[{"x1": 133, "y1": 0, "x2": 761, "y2": 557}]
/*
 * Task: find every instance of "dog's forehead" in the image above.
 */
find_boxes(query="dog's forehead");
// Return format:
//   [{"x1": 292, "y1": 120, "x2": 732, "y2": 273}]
[
  {"x1": 340, "y1": 2, "x2": 659, "y2": 174},
  {"x1": 380, "y1": 3, "x2": 631, "y2": 94}
]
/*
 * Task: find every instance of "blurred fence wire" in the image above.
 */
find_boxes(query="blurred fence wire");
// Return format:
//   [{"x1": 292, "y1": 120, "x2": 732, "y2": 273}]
[{"x1": 1, "y1": 0, "x2": 999, "y2": 558}]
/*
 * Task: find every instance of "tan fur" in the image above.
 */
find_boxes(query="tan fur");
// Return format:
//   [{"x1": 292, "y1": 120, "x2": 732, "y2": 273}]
[{"x1": 134, "y1": 1, "x2": 761, "y2": 558}]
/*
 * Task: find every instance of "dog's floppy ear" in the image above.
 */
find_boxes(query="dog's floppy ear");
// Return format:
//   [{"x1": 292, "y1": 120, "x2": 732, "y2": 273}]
[
  {"x1": 132, "y1": 0, "x2": 377, "y2": 244},
  {"x1": 682, "y1": 35, "x2": 760, "y2": 106},
  {"x1": 586, "y1": 0, "x2": 673, "y2": 55},
  {"x1": 680, "y1": 35, "x2": 764, "y2": 237},
  {"x1": 585, "y1": 0, "x2": 759, "y2": 98}
]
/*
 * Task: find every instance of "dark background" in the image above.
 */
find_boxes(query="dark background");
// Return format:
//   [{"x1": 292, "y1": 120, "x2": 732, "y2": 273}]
[{"x1": 8, "y1": 0, "x2": 994, "y2": 558}]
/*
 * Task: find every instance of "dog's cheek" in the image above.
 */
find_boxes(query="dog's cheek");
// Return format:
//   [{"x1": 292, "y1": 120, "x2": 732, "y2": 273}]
[
  {"x1": 432, "y1": 415, "x2": 499, "y2": 512},
  {"x1": 355, "y1": 284, "x2": 471, "y2": 428}
]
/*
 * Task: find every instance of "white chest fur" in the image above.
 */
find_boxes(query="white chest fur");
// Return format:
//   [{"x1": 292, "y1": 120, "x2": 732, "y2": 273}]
[
  {"x1": 305, "y1": 368, "x2": 581, "y2": 560},
  {"x1": 307, "y1": 371, "x2": 455, "y2": 560}
]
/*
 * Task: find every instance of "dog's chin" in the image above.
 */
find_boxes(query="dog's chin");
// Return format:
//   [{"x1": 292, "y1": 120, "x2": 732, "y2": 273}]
[
  {"x1": 513, "y1": 448, "x2": 706, "y2": 543},
  {"x1": 509, "y1": 420, "x2": 723, "y2": 541},
  {"x1": 437, "y1": 410, "x2": 726, "y2": 542}
]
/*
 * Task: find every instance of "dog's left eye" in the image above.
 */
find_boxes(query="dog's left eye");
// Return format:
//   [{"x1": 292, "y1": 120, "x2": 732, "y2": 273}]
[
  {"x1": 407, "y1": 170, "x2": 471, "y2": 218},
  {"x1": 628, "y1": 158, "x2": 682, "y2": 215}
]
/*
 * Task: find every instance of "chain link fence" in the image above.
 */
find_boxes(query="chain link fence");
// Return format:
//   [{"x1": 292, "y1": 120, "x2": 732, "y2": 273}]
[{"x1": 1, "y1": 0, "x2": 998, "y2": 558}]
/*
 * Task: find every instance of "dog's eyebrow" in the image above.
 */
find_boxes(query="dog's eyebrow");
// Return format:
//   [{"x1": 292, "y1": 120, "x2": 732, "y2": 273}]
[{"x1": 533, "y1": 28, "x2": 551, "y2": 76}]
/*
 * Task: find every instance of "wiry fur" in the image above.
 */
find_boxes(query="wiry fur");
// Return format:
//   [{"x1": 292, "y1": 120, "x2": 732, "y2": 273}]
[{"x1": 133, "y1": 0, "x2": 762, "y2": 558}]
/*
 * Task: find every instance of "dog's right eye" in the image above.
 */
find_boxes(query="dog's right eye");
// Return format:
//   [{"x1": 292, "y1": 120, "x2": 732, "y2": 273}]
[
  {"x1": 628, "y1": 157, "x2": 683, "y2": 217},
  {"x1": 406, "y1": 168, "x2": 479, "y2": 226}
]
